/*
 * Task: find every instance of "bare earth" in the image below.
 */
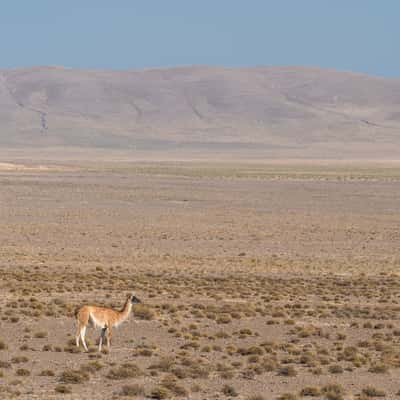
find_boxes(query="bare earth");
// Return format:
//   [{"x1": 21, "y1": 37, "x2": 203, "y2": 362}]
[{"x1": 1, "y1": 159, "x2": 400, "y2": 399}]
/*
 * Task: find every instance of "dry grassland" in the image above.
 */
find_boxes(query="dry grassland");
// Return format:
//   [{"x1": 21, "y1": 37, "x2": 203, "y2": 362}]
[{"x1": 1, "y1": 161, "x2": 400, "y2": 399}]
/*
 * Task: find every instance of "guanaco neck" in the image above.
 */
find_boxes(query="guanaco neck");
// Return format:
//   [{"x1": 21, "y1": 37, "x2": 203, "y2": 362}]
[{"x1": 118, "y1": 298, "x2": 133, "y2": 320}]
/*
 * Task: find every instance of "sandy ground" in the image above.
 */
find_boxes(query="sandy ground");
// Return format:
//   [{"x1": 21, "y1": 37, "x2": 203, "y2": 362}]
[{"x1": 1, "y1": 160, "x2": 400, "y2": 399}]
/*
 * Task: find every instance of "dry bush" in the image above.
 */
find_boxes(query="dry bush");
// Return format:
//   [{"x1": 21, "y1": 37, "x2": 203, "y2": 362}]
[
  {"x1": 361, "y1": 386, "x2": 386, "y2": 397},
  {"x1": 161, "y1": 375, "x2": 187, "y2": 396},
  {"x1": 222, "y1": 384, "x2": 238, "y2": 397},
  {"x1": 11, "y1": 356, "x2": 29, "y2": 364},
  {"x1": 368, "y1": 363, "x2": 388, "y2": 374},
  {"x1": 149, "y1": 357, "x2": 175, "y2": 372},
  {"x1": 16, "y1": 368, "x2": 30, "y2": 376},
  {"x1": 40, "y1": 370, "x2": 55, "y2": 377},
  {"x1": 328, "y1": 364, "x2": 344, "y2": 374},
  {"x1": 119, "y1": 384, "x2": 144, "y2": 396},
  {"x1": 278, "y1": 394, "x2": 298, "y2": 400},
  {"x1": 278, "y1": 366, "x2": 297, "y2": 377},
  {"x1": 300, "y1": 387, "x2": 321, "y2": 397},
  {"x1": 107, "y1": 363, "x2": 142, "y2": 380},
  {"x1": 149, "y1": 386, "x2": 170, "y2": 399},
  {"x1": 55, "y1": 385, "x2": 72, "y2": 394},
  {"x1": 80, "y1": 361, "x2": 104, "y2": 374},
  {"x1": 321, "y1": 384, "x2": 345, "y2": 400},
  {"x1": 60, "y1": 369, "x2": 89, "y2": 384},
  {"x1": 133, "y1": 304, "x2": 155, "y2": 320}
]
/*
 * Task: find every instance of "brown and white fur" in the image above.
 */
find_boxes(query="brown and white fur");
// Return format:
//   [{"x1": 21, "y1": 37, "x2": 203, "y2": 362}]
[{"x1": 75, "y1": 292, "x2": 141, "y2": 352}]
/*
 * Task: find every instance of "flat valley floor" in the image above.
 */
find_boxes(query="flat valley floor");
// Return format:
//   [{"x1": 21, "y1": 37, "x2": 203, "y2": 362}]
[{"x1": 1, "y1": 159, "x2": 400, "y2": 399}]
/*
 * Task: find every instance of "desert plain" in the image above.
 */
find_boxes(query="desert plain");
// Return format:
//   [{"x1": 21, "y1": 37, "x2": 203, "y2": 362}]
[{"x1": 1, "y1": 156, "x2": 400, "y2": 399}]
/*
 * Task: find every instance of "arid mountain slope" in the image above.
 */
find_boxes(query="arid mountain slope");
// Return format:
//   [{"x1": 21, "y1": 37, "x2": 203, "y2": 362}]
[{"x1": 1, "y1": 66, "x2": 399, "y2": 157}]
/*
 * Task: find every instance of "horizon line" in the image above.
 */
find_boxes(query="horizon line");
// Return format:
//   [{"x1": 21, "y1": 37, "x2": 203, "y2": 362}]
[{"x1": 0, "y1": 64, "x2": 398, "y2": 80}]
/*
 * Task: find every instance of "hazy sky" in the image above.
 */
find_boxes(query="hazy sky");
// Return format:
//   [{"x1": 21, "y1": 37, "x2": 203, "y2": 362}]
[{"x1": 0, "y1": 1, "x2": 398, "y2": 77}]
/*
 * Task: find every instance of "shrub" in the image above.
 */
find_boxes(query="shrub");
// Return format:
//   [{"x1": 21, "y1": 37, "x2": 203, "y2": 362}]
[
  {"x1": 149, "y1": 357, "x2": 174, "y2": 372},
  {"x1": 321, "y1": 384, "x2": 345, "y2": 400},
  {"x1": 120, "y1": 384, "x2": 144, "y2": 396},
  {"x1": 60, "y1": 369, "x2": 89, "y2": 384},
  {"x1": 16, "y1": 368, "x2": 30, "y2": 376},
  {"x1": 161, "y1": 375, "x2": 187, "y2": 396},
  {"x1": 368, "y1": 363, "x2": 388, "y2": 374},
  {"x1": 361, "y1": 386, "x2": 386, "y2": 397},
  {"x1": 328, "y1": 365, "x2": 344, "y2": 374},
  {"x1": 133, "y1": 304, "x2": 155, "y2": 320},
  {"x1": 278, "y1": 366, "x2": 297, "y2": 377},
  {"x1": 11, "y1": 356, "x2": 29, "y2": 364},
  {"x1": 300, "y1": 387, "x2": 321, "y2": 396},
  {"x1": 55, "y1": 385, "x2": 72, "y2": 394},
  {"x1": 106, "y1": 363, "x2": 142, "y2": 380},
  {"x1": 40, "y1": 369, "x2": 55, "y2": 376},
  {"x1": 0, "y1": 360, "x2": 11, "y2": 369},
  {"x1": 278, "y1": 394, "x2": 298, "y2": 400},
  {"x1": 222, "y1": 384, "x2": 238, "y2": 397},
  {"x1": 149, "y1": 386, "x2": 170, "y2": 399},
  {"x1": 80, "y1": 361, "x2": 103, "y2": 374}
]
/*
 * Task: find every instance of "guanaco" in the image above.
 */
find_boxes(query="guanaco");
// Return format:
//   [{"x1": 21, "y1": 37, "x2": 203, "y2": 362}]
[{"x1": 75, "y1": 292, "x2": 141, "y2": 352}]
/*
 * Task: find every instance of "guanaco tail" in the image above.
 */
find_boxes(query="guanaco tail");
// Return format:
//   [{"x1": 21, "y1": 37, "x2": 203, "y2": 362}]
[{"x1": 75, "y1": 292, "x2": 141, "y2": 352}]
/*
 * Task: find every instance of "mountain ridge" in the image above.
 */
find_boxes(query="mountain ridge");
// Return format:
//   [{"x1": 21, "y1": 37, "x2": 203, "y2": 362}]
[{"x1": 1, "y1": 65, "x2": 399, "y2": 158}]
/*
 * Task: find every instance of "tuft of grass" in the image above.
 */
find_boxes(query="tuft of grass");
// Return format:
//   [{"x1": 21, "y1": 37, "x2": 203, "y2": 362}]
[
  {"x1": 149, "y1": 357, "x2": 175, "y2": 372},
  {"x1": 368, "y1": 363, "x2": 388, "y2": 374},
  {"x1": 55, "y1": 385, "x2": 72, "y2": 394},
  {"x1": 133, "y1": 304, "x2": 155, "y2": 320},
  {"x1": 300, "y1": 387, "x2": 321, "y2": 397},
  {"x1": 63, "y1": 345, "x2": 81, "y2": 354},
  {"x1": 60, "y1": 369, "x2": 89, "y2": 384},
  {"x1": 16, "y1": 368, "x2": 30, "y2": 376},
  {"x1": 34, "y1": 331, "x2": 47, "y2": 338},
  {"x1": 278, "y1": 366, "x2": 297, "y2": 377},
  {"x1": 161, "y1": 375, "x2": 187, "y2": 396},
  {"x1": 361, "y1": 386, "x2": 386, "y2": 397},
  {"x1": 149, "y1": 386, "x2": 170, "y2": 399},
  {"x1": 321, "y1": 384, "x2": 345, "y2": 400},
  {"x1": 217, "y1": 314, "x2": 232, "y2": 324},
  {"x1": 11, "y1": 356, "x2": 29, "y2": 364},
  {"x1": 328, "y1": 365, "x2": 344, "y2": 374},
  {"x1": 222, "y1": 384, "x2": 238, "y2": 397},
  {"x1": 80, "y1": 361, "x2": 104, "y2": 374},
  {"x1": 40, "y1": 369, "x2": 55, "y2": 377},
  {"x1": 119, "y1": 384, "x2": 144, "y2": 396},
  {"x1": 0, "y1": 360, "x2": 11, "y2": 369},
  {"x1": 278, "y1": 394, "x2": 298, "y2": 400},
  {"x1": 106, "y1": 363, "x2": 142, "y2": 380}
]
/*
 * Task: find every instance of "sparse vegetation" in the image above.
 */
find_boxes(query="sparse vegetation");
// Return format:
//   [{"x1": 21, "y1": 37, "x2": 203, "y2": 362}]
[
  {"x1": 106, "y1": 363, "x2": 142, "y2": 380},
  {"x1": 119, "y1": 384, "x2": 144, "y2": 396},
  {"x1": 55, "y1": 385, "x2": 72, "y2": 394},
  {"x1": 60, "y1": 369, "x2": 89, "y2": 384},
  {"x1": 1, "y1": 161, "x2": 400, "y2": 399}
]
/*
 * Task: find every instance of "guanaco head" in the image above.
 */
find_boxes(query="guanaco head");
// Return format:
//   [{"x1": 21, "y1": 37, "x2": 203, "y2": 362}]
[{"x1": 129, "y1": 292, "x2": 141, "y2": 304}]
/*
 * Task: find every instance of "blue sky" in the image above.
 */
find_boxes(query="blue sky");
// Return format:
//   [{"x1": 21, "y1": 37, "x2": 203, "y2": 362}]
[{"x1": 0, "y1": 1, "x2": 398, "y2": 77}]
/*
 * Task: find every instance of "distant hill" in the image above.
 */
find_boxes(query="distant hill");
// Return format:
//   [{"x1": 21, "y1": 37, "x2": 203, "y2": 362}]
[{"x1": 1, "y1": 65, "x2": 399, "y2": 158}]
